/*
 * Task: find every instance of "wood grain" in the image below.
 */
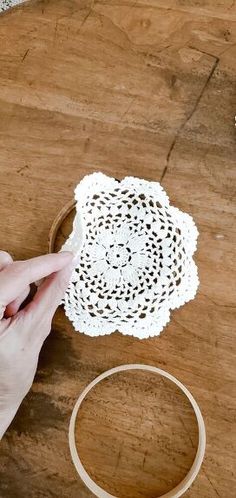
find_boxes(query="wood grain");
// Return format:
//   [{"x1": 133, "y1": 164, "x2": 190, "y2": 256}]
[{"x1": 0, "y1": 1, "x2": 235, "y2": 497}]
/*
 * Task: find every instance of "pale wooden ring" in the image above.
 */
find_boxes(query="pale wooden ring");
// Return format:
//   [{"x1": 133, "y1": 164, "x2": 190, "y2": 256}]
[
  {"x1": 69, "y1": 364, "x2": 206, "y2": 498},
  {"x1": 48, "y1": 199, "x2": 75, "y2": 253}
]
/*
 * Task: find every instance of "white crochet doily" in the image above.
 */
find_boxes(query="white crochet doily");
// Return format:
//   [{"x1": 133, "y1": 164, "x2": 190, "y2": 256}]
[{"x1": 62, "y1": 173, "x2": 199, "y2": 339}]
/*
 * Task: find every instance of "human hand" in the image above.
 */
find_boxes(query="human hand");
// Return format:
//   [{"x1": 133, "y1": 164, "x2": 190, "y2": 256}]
[{"x1": 0, "y1": 250, "x2": 74, "y2": 439}]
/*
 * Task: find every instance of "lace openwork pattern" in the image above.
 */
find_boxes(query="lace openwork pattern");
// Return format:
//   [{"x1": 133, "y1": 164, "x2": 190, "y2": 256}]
[{"x1": 62, "y1": 173, "x2": 199, "y2": 338}]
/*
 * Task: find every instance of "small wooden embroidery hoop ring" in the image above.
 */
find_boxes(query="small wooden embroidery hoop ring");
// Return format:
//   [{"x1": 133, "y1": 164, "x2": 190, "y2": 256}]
[
  {"x1": 69, "y1": 364, "x2": 206, "y2": 498},
  {"x1": 48, "y1": 199, "x2": 75, "y2": 253}
]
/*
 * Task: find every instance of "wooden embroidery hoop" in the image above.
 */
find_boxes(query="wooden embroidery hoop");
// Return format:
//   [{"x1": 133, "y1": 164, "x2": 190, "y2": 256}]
[
  {"x1": 69, "y1": 364, "x2": 206, "y2": 498},
  {"x1": 48, "y1": 199, "x2": 75, "y2": 253}
]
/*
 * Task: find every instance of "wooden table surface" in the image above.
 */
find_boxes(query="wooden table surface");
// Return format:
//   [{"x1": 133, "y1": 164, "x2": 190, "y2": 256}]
[{"x1": 0, "y1": 1, "x2": 235, "y2": 497}]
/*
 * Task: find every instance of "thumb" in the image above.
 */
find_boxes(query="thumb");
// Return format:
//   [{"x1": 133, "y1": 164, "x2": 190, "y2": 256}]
[{"x1": 27, "y1": 261, "x2": 74, "y2": 322}]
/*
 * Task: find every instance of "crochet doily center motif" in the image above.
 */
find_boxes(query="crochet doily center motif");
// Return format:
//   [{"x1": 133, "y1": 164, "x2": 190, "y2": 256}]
[{"x1": 106, "y1": 246, "x2": 130, "y2": 268}]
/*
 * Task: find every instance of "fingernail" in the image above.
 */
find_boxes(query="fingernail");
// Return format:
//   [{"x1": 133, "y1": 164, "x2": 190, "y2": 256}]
[
  {"x1": 72, "y1": 254, "x2": 79, "y2": 263},
  {"x1": 35, "y1": 277, "x2": 45, "y2": 287},
  {"x1": 72, "y1": 254, "x2": 80, "y2": 268}
]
